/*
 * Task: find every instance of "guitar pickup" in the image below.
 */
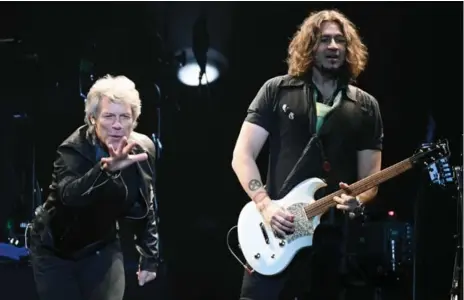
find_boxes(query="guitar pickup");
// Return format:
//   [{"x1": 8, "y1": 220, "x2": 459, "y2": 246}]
[{"x1": 259, "y1": 222, "x2": 270, "y2": 244}]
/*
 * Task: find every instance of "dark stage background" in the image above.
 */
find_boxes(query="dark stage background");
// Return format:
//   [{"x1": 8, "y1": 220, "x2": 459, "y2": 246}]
[{"x1": 0, "y1": 2, "x2": 462, "y2": 300}]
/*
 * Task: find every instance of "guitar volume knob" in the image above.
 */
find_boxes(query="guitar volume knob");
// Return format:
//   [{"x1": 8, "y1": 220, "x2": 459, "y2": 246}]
[
  {"x1": 254, "y1": 253, "x2": 260, "y2": 259},
  {"x1": 279, "y1": 240, "x2": 285, "y2": 247}
]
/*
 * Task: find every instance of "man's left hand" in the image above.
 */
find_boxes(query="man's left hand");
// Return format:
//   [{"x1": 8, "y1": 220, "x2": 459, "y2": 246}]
[
  {"x1": 333, "y1": 182, "x2": 359, "y2": 212},
  {"x1": 137, "y1": 270, "x2": 157, "y2": 286}
]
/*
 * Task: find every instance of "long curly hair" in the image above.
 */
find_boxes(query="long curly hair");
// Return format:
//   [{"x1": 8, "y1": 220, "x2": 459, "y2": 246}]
[{"x1": 287, "y1": 10, "x2": 368, "y2": 81}]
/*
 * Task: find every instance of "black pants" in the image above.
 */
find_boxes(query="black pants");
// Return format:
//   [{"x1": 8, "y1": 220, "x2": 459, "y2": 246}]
[
  {"x1": 30, "y1": 240, "x2": 125, "y2": 300},
  {"x1": 240, "y1": 224, "x2": 344, "y2": 300}
]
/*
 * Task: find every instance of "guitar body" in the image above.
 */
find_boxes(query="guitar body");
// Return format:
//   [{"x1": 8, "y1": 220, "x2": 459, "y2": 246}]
[
  {"x1": 235, "y1": 140, "x2": 450, "y2": 276},
  {"x1": 237, "y1": 177, "x2": 327, "y2": 276}
]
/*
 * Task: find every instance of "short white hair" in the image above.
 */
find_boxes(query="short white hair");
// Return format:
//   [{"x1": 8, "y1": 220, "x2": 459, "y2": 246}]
[{"x1": 84, "y1": 74, "x2": 142, "y2": 130}]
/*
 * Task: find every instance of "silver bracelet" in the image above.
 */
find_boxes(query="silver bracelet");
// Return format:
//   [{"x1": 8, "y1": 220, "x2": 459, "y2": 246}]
[{"x1": 348, "y1": 197, "x2": 364, "y2": 219}]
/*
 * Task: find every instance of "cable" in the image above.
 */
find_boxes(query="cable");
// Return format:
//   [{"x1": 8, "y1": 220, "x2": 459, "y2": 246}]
[
  {"x1": 203, "y1": 72, "x2": 212, "y2": 100},
  {"x1": 24, "y1": 224, "x2": 30, "y2": 250},
  {"x1": 226, "y1": 226, "x2": 254, "y2": 274}
]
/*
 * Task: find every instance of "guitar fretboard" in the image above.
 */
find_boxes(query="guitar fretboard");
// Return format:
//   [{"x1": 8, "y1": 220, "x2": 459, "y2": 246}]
[{"x1": 303, "y1": 158, "x2": 413, "y2": 218}]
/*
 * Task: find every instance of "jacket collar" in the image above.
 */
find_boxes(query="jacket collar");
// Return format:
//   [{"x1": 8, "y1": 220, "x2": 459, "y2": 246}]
[
  {"x1": 63, "y1": 125, "x2": 149, "y2": 164},
  {"x1": 278, "y1": 74, "x2": 357, "y2": 102}
]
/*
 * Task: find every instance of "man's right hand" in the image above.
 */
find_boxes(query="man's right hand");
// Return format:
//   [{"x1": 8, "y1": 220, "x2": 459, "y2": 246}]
[
  {"x1": 259, "y1": 200, "x2": 295, "y2": 237},
  {"x1": 101, "y1": 136, "x2": 148, "y2": 172}
]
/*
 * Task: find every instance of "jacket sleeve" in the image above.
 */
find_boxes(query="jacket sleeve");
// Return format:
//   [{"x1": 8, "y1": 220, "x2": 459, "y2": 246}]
[
  {"x1": 54, "y1": 145, "x2": 127, "y2": 207},
  {"x1": 135, "y1": 197, "x2": 160, "y2": 273},
  {"x1": 133, "y1": 136, "x2": 161, "y2": 273}
]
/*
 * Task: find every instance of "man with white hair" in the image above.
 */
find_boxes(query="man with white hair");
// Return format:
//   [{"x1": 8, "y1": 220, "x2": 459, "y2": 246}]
[{"x1": 28, "y1": 75, "x2": 161, "y2": 300}]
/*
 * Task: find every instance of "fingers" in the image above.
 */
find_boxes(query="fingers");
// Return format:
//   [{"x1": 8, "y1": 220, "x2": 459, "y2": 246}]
[
  {"x1": 339, "y1": 182, "x2": 349, "y2": 188},
  {"x1": 122, "y1": 140, "x2": 137, "y2": 155},
  {"x1": 138, "y1": 271, "x2": 147, "y2": 286},
  {"x1": 101, "y1": 157, "x2": 110, "y2": 164},
  {"x1": 279, "y1": 207, "x2": 294, "y2": 222},
  {"x1": 271, "y1": 225, "x2": 286, "y2": 238},
  {"x1": 116, "y1": 137, "x2": 128, "y2": 155},
  {"x1": 129, "y1": 153, "x2": 148, "y2": 162},
  {"x1": 339, "y1": 182, "x2": 351, "y2": 193},
  {"x1": 100, "y1": 157, "x2": 111, "y2": 171},
  {"x1": 333, "y1": 195, "x2": 343, "y2": 205},
  {"x1": 271, "y1": 216, "x2": 294, "y2": 232},
  {"x1": 271, "y1": 219, "x2": 293, "y2": 236},
  {"x1": 137, "y1": 270, "x2": 156, "y2": 286},
  {"x1": 109, "y1": 137, "x2": 131, "y2": 158},
  {"x1": 334, "y1": 194, "x2": 358, "y2": 211},
  {"x1": 108, "y1": 144, "x2": 117, "y2": 157},
  {"x1": 271, "y1": 210, "x2": 295, "y2": 233},
  {"x1": 108, "y1": 137, "x2": 139, "y2": 159},
  {"x1": 334, "y1": 194, "x2": 354, "y2": 204},
  {"x1": 336, "y1": 204, "x2": 350, "y2": 210},
  {"x1": 275, "y1": 214, "x2": 294, "y2": 229}
]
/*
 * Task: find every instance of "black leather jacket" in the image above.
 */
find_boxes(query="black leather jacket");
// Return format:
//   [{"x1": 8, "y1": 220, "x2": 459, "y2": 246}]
[{"x1": 31, "y1": 125, "x2": 161, "y2": 272}]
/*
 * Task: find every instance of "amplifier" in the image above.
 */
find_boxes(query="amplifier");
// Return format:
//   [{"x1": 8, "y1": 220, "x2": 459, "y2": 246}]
[{"x1": 347, "y1": 220, "x2": 414, "y2": 274}]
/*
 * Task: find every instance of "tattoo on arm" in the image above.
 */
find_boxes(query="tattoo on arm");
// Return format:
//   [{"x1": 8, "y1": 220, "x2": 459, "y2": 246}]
[{"x1": 248, "y1": 179, "x2": 263, "y2": 191}]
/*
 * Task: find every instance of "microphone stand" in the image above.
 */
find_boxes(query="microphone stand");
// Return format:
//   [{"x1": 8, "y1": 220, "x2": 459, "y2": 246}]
[
  {"x1": 192, "y1": 13, "x2": 209, "y2": 88},
  {"x1": 152, "y1": 83, "x2": 163, "y2": 161},
  {"x1": 150, "y1": 83, "x2": 163, "y2": 264},
  {"x1": 450, "y1": 165, "x2": 462, "y2": 300}
]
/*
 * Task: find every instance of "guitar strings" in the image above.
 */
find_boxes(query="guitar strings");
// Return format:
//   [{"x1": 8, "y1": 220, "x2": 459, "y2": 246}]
[
  {"x1": 304, "y1": 160, "x2": 411, "y2": 217},
  {"x1": 305, "y1": 163, "x2": 408, "y2": 217},
  {"x1": 303, "y1": 159, "x2": 413, "y2": 218},
  {"x1": 308, "y1": 161, "x2": 411, "y2": 216}
]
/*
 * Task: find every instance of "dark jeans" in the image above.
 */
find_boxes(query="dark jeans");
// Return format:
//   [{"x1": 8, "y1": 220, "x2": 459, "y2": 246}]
[
  {"x1": 30, "y1": 239, "x2": 125, "y2": 300},
  {"x1": 240, "y1": 224, "x2": 344, "y2": 300}
]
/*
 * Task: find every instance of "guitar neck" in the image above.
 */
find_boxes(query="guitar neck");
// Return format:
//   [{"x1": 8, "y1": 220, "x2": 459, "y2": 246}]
[{"x1": 305, "y1": 158, "x2": 413, "y2": 218}]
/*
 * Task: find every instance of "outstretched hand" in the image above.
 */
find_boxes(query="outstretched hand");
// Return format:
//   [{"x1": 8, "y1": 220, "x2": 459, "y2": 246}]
[{"x1": 101, "y1": 137, "x2": 148, "y2": 172}]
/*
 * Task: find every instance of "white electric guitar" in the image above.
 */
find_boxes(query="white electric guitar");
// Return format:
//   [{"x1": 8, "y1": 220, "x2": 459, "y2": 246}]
[{"x1": 236, "y1": 141, "x2": 450, "y2": 276}]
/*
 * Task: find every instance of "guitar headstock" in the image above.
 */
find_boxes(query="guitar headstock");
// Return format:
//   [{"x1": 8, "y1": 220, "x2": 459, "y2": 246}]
[
  {"x1": 413, "y1": 139, "x2": 455, "y2": 188},
  {"x1": 427, "y1": 156, "x2": 456, "y2": 188},
  {"x1": 412, "y1": 139, "x2": 451, "y2": 167}
]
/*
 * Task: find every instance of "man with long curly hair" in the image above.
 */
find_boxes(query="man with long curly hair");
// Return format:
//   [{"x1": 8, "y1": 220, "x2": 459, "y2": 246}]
[{"x1": 232, "y1": 9, "x2": 383, "y2": 300}]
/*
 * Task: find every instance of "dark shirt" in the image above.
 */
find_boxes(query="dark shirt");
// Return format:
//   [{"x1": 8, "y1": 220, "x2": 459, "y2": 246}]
[{"x1": 245, "y1": 75, "x2": 383, "y2": 222}]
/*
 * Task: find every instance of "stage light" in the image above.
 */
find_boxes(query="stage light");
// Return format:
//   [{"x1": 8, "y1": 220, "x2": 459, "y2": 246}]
[
  {"x1": 177, "y1": 62, "x2": 219, "y2": 86},
  {"x1": 388, "y1": 211, "x2": 395, "y2": 217},
  {"x1": 175, "y1": 47, "x2": 227, "y2": 87},
  {"x1": 153, "y1": 3, "x2": 233, "y2": 87}
]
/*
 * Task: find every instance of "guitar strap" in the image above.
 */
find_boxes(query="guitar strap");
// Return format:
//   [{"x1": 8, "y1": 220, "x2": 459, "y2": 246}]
[
  {"x1": 272, "y1": 83, "x2": 329, "y2": 200},
  {"x1": 277, "y1": 134, "x2": 325, "y2": 200}
]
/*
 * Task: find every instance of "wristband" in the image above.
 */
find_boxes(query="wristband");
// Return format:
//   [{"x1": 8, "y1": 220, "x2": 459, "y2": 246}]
[
  {"x1": 252, "y1": 190, "x2": 267, "y2": 202},
  {"x1": 349, "y1": 197, "x2": 364, "y2": 218}
]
